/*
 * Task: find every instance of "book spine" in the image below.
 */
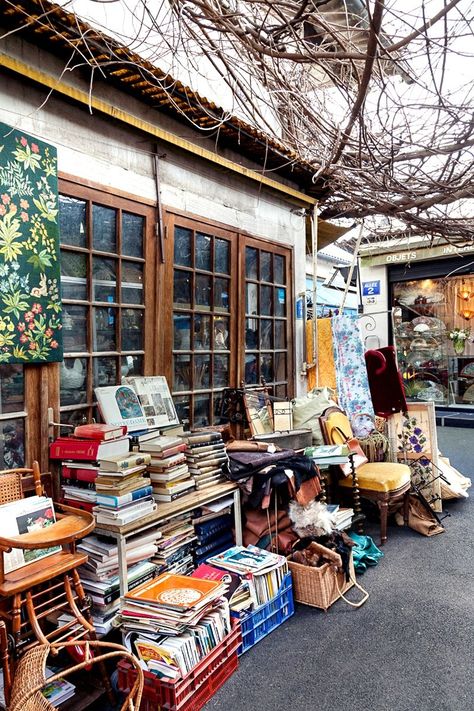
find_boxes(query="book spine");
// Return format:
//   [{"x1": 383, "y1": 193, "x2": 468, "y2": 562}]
[
  {"x1": 50, "y1": 440, "x2": 99, "y2": 460},
  {"x1": 100, "y1": 454, "x2": 150, "y2": 471},
  {"x1": 96, "y1": 486, "x2": 153, "y2": 507},
  {"x1": 61, "y1": 466, "x2": 98, "y2": 483}
]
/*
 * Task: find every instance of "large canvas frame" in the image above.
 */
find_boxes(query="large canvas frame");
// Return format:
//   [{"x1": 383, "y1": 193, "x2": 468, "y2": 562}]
[{"x1": 387, "y1": 402, "x2": 442, "y2": 512}]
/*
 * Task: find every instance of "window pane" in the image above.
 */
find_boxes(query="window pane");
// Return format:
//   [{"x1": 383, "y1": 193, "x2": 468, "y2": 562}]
[
  {"x1": 60, "y1": 408, "x2": 89, "y2": 432},
  {"x1": 245, "y1": 353, "x2": 258, "y2": 384},
  {"x1": 122, "y1": 354, "x2": 143, "y2": 377},
  {"x1": 260, "y1": 319, "x2": 273, "y2": 349},
  {"x1": 93, "y1": 256, "x2": 116, "y2": 302},
  {"x1": 214, "y1": 277, "x2": 230, "y2": 311},
  {"x1": 174, "y1": 314, "x2": 191, "y2": 350},
  {"x1": 174, "y1": 226, "x2": 192, "y2": 267},
  {"x1": 196, "y1": 232, "x2": 212, "y2": 271},
  {"x1": 0, "y1": 365, "x2": 24, "y2": 413},
  {"x1": 260, "y1": 285, "x2": 273, "y2": 315},
  {"x1": 246, "y1": 283, "x2": 258, "y2": 315},
  {"x1": 174, "y1": 270, "x2": 191, "y2": 307},
  {"x1": 275, "y1": 287, "x2": 286, "y2": 317},
  {"x1": 122, "y1": 212, "x2": 144, "y2": 258},
  {"x1": 174, "y1": 355, "x2": 191, "y2": 391},
  {"x1": 246, "y1": 247, "x2": 258, "y2": 279},
  {"x1": 245, "y1": 319, "x2": 258, "y2": 349},
  {"x1": 275, "y1": 353, "x2": 287, "y2": 381},
  {"x1": 214, "y1": 354, "x2": 229, "y2": 387},
  {"x1": 60, "y1": 357, "x2": 87, "y2": 405},
  {"x1": 260, "y1": 353, "x2": 274, "y2": 382},
  {"x1": 122, "y1": 261, "x2": 144, "y2": 305},
  {"x1": 93, "y1": 356, "x2": 117, "y2": 388},
  {"x1": 93, "y1": 307, "x2": 116, "y2": 351},
  {"x1": 1, "y1": 419, "x2": 25, "y2": 468},
  {"x1": 275, "y1": 320, "x2": 286, "y2": 349},
  {"x1": 63, "y1": 305, "x2": 87, "y2": 352},
  {"x1": 93, "y1": 205, "x2": 116, "y2": 252},
  {"x1": 195, "y1": 274, "x2": 211, "y2": 309},
  {"x1": 121, "y1": 309, "x2": 143, "y2": 351},
  {"x1": 59, "y1": 196, "x2": 86, "y2": 248},
  {"x1": 214, "y1": 317, "x2": 229, "y2": 350},
  {"x1": 173, "y1": 394, "x2": 190, "y2": 427},
  {"x1": 194, "y1": 315, "x2": 211, "y2": 350},
  {"x1": 61, "y1": 252, "x2": 87, "y2": 300},
  {"x1": 193, "y1": 395, "x2": 210, "y2": 427},
  {"x1": 260, "y1": 252, "x2": 272, "y2": 282},
  {"x1": 274, "y1": 254, "x2": 285, "y2": 284},
  {"x1": 194, "y1": 355, "x2": 210, "y2": 389},
  {"x1": 215, "y1": 239, "x2": 229, "y2": 274}
]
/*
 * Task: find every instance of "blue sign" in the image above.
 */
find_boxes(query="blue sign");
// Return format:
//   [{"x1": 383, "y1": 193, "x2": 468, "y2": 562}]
[{"x1": 362, "y1": 280, "x2": 380, "y2": 296}]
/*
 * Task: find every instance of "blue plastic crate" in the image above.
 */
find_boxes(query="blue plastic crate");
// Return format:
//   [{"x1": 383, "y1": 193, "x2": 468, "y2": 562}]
[{"x1": 233, "y1": 572, "x2": 294, "y2": 655}]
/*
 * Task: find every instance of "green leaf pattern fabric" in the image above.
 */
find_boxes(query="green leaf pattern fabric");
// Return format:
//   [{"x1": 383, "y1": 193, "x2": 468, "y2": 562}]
[{"x1": 0, "y1": 122, "x2": 62, "y2": 363}]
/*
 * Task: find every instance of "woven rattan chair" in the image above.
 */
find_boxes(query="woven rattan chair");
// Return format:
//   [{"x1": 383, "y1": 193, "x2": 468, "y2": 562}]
[
  {"x1": 4, "y1": 634, "x2": 143, "y2": 711},
  {"x1": 0, "y1": 462, "x2": 112, "y2": 705},
  {"x1": 320, "y1": 407, "x2": 411, "y2": 544}
]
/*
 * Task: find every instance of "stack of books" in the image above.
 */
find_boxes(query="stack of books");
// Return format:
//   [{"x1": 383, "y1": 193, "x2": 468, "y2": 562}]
[
  {"x1": 138, "y1": 435, "x2": 195, "y2": 503},
  {"x1": 49, "y1": 424, "x2": 131, "y2": 514},
  {"x1": 327, "y1": 504, "x2": 354, "y2": 531},
  {"x1": 193, "y1": 513, "x2": 234, "y2": 566},
  {"x1": 207, "y1": 544, "x2": 289, "y2": 608},
  {"x1": 152, "y1": 515, "x2": 197, "y2": 576},
  {"x1": 183, "y1": 431, "x2": 229, "y2": 490},
  {"x1": 73, "y1": 530, "x2": 159, "y2": 633},
  {"x1": 304, "y1": 443, "x2": 350, "y2": 466},
  {"x1": 93, "y1": 451, "x2": 156, "y2": 526},
  {"x1": 121, "y1": 572, "x2": 231, "y2": 678},
  {"x1": 191, "y1": 563, "x2": 252, "y2": 613}
]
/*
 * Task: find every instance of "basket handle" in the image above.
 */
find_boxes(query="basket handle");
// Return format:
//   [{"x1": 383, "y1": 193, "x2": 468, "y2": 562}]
[{"x1": 334, "y1": 570, "x2": 369, "y2": 608}]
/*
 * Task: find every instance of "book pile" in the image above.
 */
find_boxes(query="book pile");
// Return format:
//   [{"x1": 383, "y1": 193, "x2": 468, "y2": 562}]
[
  {"x1": 49, "y1": 424, "x2": 131, "y2": 514},
  {"x1": 152, "y1": 514, "x2": 197, "y2": 576},
  {"x1": 93, "y1": 451, "x2": 156, "y2": 526},
  {"x1": 207, "y1": 544, "x2": 289, "y2": 608},
  {"x1": 327, "y1": 504, "x2": 354, "y2": 531},
  {"x1": 304, "y1": 443, "x2": 350, "y2": 465},
  {"x1": 74, "y1": 531, "x2": 159, "y2": 633},
  {"x1": 193, "y1": 512, "x2": 234, "y2": 566},
  {"x1": 183, "y1": 431, "x2": 229, "y2": 490},
  {"x1": 121, "y1": 572, "x2": 231, "y2": 679},
  {"x1": 191, "y1": 563, "x2": 252, "y2": 614},
  {"x1": 138, "y1": 435, "x2": 196, "y2": 503},
  {"x1": 41, "y1": 669, "x2": 76, "y2": 706}
]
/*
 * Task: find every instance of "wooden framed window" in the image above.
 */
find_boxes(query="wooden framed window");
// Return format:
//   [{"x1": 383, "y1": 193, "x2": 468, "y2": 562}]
[
  {"x1": 58, "y1": 179, "x2": 156, "y2": 427},
  {"x1": 0, "y1": 365, "x2": 26, "y2": 468},
  {"x1": 166, "y1": 211, "x2": 293, "y2": 428},
  {"x1": 243, "y1": 238, "x2": 292, "y2": 399}
]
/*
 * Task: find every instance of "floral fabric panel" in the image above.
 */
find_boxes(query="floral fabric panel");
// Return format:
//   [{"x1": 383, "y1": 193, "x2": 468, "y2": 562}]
[
  {"x1": 0, "y1": 122, "x2": 62, "y2": 363},
  {"x1": 331, "y1": 313, "x2": 374, "y2": 426}
]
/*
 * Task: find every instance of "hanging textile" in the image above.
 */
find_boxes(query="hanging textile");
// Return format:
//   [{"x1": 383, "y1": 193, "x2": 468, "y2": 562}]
[
  {"x1": 316, "y1": 317, "x2": 337, "y2": 390},
  {"x1": 331, "y1": 314, "x2": 374, "y2": 424},
  {"x1": 306, "y1": 319, "x2": 317, "y2": 391},
  {"x1": 0, "y1": 122, "x2": 62, "y2": 363},
  {"x1": 365, "y1": 346, "x2": 407, "y2": 416}
]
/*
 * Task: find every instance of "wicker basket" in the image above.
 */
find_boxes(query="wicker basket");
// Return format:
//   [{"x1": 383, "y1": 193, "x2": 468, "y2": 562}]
[{"x1": 288, "y1": 546, "x2": 367, "y2": 611}]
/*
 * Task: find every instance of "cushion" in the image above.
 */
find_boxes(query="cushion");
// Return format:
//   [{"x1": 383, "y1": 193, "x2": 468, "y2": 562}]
[
  {"x1": 339, "y1": 462, "x2": 411, "y2": 493},
  {"x1": 292, "y1": 387, "x2": 338, "y2": 445}
]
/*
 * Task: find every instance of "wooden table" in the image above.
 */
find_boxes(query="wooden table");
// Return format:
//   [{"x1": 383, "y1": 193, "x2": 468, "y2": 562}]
[{"x1": 94, "y1": 482, "x2": 242, "y2": 595}]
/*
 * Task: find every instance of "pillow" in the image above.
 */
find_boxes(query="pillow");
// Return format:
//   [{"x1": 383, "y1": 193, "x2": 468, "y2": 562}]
[{"x1": 292, "y1": 387, "x2": 338, "y2": 445}]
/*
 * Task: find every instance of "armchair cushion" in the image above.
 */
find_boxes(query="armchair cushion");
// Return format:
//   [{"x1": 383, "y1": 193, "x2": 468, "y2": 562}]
[{"x1": 339, "y1": 462, "x2": 411, "y2": 493}]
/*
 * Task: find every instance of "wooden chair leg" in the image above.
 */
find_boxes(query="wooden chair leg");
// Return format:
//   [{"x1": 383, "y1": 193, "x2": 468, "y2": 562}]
[
  {"x1": 378, "y1": 500, "x2": 388, "y2": 545},
  {"x1": 403, "y1": 491, "x2": 410, "y2": 526},
  {"x1": 0, "y1": 620, "x2": 12, "y2": 707}
]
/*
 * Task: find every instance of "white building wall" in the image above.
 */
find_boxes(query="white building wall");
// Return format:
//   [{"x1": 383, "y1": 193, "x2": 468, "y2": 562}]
[
  {"x1": 0, "y1": 32, "x2": 308, "y2": 394},
  {"x1": 358, "y1": 263, "x2": 390, "y2": 348}
]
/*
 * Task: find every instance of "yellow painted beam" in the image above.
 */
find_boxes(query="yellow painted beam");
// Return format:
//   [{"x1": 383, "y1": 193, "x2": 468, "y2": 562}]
[{"x1": 0, "y1": 52, "x2": 317, "y2": 207}]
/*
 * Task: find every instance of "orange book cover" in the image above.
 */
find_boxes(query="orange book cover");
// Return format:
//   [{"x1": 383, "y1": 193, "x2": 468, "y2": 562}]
[{"x1": 124, "y1": 572, "x2": 222, "y2": 609}]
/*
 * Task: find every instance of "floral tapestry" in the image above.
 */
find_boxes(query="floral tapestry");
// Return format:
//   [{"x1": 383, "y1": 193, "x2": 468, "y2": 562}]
[{"x1": 0, "y1": 122, "x2": 62, "y2": 363}]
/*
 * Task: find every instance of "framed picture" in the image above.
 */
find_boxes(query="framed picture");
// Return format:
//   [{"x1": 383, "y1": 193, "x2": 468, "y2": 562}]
[{"x1": 387, "y1": 401, "x2": 442, "y2": 512}]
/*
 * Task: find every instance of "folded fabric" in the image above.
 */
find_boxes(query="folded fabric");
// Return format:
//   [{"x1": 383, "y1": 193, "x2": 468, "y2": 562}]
[
  {"x1": 348, "y1": 532, "x2": 384, "y2": 572},
  {"x1": 244, "y1": 507, "x2": 292, "y2": 537}
]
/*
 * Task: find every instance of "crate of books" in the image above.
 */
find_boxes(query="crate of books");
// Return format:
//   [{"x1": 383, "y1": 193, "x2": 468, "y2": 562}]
[
  {"x1": 117, "y1": 621, "x2": 242, "y2": 711},
  {"x1": 234, "y1": 571, "x2": 294, "y2": 655}
]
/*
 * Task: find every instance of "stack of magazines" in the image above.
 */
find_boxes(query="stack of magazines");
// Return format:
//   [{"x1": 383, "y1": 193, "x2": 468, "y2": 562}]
[{"x1": 207, "y1": 544, "x2": 289, "y2": 607}]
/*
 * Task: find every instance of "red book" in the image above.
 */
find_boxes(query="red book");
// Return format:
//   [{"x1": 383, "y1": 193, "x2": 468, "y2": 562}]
[
  {"x1": 61, "y1": 498, "x2": 95, "y2": 513},
  {"x1": 61, "y1": 464, "x2": 98, "y2": 484},
  {"x1": 49, "y1": 436, "x2": 130, "y2": 461},
  {"x1": 73, "y1": 423, "x2": 127, "y2": 441}
]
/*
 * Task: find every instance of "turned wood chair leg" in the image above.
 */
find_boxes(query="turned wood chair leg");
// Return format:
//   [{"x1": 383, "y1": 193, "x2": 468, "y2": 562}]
[
  {"x1": 0, "y1": 621, "x2": 12, "y2": 707},
  {"x1": 378, "y1": 500, "x2": 389, "y2": 545},
  {"x1": 349, "y1": 454, "x2": 364, "y2": 533},
  {"x1": 403, "y1": 491, "x2": 410, "y2": 526}
]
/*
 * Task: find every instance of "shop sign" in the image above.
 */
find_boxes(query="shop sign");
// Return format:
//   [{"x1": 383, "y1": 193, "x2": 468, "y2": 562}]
[
  {"x1": 360, "y1": 241, "x2": 474, "y2": 267},
  {"x1": 362, "y1": 280, "x2": 380, "y2": 296}
]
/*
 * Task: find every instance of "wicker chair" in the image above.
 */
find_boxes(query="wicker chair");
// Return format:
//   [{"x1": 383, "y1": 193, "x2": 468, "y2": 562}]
[
  {"x1": 0, "y1": 462, "x2": 113, "y2": 705},
  {"x1": 319, "y1": 407, "x2": 411, "y2": 545},
  {"x1": 1, "y1": 627, "x2": 143, "y2": 711}
]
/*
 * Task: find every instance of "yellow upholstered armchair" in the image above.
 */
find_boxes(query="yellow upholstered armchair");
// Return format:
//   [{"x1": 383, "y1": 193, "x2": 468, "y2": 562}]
[{"x1": 319, "y1": 407, "x2": 411, "y2": 544}]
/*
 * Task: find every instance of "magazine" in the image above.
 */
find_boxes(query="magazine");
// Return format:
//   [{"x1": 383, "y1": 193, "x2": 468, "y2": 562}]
[
  {"x1": 0, "y1": 496, "x2": 61, "y2": 574},
  {"x1": 94, "y1": 385, "x2": 148, "y2": 432},
  {"x1": 123, "y1": 376, "x2": 179, "y2": 429}
]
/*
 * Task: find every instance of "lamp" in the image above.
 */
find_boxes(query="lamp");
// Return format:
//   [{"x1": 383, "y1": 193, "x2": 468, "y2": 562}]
[
  {"x1": 459, "y1": 279, "x2": 472, "y2": 301},
  {"x1": 459, "y1": 307, "x2": 473, "y2": 320},
  {"x1": 457, "y1": 279, "x2": 473, "y2": 319}
]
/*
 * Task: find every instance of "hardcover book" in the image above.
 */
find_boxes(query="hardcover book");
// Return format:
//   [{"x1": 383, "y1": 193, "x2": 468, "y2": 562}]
[
  {"x1": 123, "y1": 376, "x2": 179, "y2": 430},
  {"x1": 99, "y1": 452, "x2": 151, "y2": 472},
  {"x1": 95, "y1": 385, "x2": 148, "y2": 432},
  {"x1": 73, "y1": 423, "x2": 128, "y2": 441},
  {"x1": 49, "y1": 436, "x2": 130, "y2": 461},
  {"x1": 123, "y1": 572, "x2": 223, "y2": 609}
]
